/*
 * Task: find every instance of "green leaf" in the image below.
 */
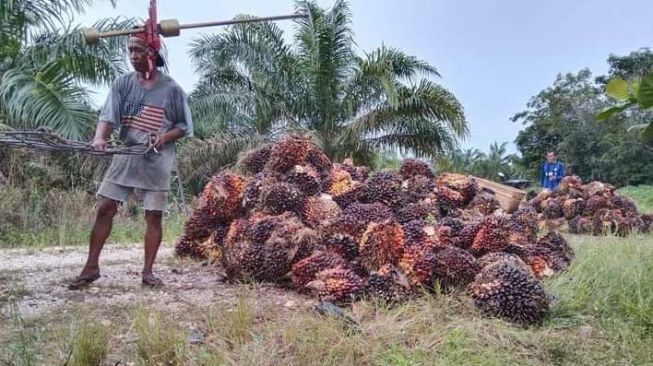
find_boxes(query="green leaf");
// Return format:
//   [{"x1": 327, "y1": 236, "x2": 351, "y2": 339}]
[
  {"x1": 641, "y1": 122, "x2": 653, "y2": 143},
  {"x1": 606, "y1": 78, "x2": 629, "y2": 101},
  {"x1": 596, "y1": 104, "x2": 629, "y2": 121},
  {"x1": 636, "y1": 72, "x2": 653, "y2": 108}
]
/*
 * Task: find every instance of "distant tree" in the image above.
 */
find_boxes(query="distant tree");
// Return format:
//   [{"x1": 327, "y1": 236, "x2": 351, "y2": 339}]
[{"x1": 514, "y1": 65, "x2": 653, "y2": 186}]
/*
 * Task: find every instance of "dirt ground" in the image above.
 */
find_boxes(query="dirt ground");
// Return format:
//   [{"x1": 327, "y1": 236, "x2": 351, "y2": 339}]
[{"x1": 0, "y1": 244, "x2": 316, "y2": 363}]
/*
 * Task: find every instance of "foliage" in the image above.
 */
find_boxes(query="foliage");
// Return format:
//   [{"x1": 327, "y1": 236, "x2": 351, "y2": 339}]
[
  {"x1": 512, "y1": 64, "x2": 653, "y2": 186},
  {"x1": 435, "y1": 142, "x2": 520, "y2": 181},
  {"x1": 596, "y1": 48, "x2": 653, "y2": 143},
  {"x1": 183, "y1": 0, "x2": 467, "y2": 186}
]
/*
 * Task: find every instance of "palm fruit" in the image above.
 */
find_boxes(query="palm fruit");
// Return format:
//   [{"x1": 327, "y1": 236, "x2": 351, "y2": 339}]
[
  {"x1": 511, "y1": 207, "x2": 539, "y2": 242},
  {"x1": 327, "y1": 202, "x2": 394, "y2": 239},
  {"x1": 394, "y1": 199, "x2": 439, "y2": 224},
  {"x1": 222, "y1": 213, "x2": 311, "y2": 282},
  {"x1": 174, "y1": 235, "x2": 195, "y2": 257},
  {"x1": 399, "y1": 158, "x2": 435, "y2": 179},
  {"x1": 177, "y1": 205, "x2": 222, "y2": 243},
  {"x1": 201, "y1": 171, "x2": 247, "y2": 221},
  {"x1": 641, "y1": 214, "x2": 653, "y2": 233},
  {"x1": 359, "y1": 221, "x2": 405, "y2": 272},
  {"x1": 284, "y1": 165, "x2": 321, "y2": 196},
  {"x1": 591, "y1": 208, "x2": 619, "y2": 235},
  {"x1": 300, "y1": 194, "x2": 341, "y2": 228},
  {"x1": 432, "y1": 246, "x2": 479, "y2": 290},
  {"x1": 469, "y1": 214, "x2": 511, "y2": 256},
  {"x1": 359, "y1": 171, "x2": 405, "y2": 208},
  {"x1": 477, "y1": 252, "x2": 532, "y2": 275},
  {"x1": 322, "y1": 233, "x2": 358, "y2": 261},
  {"x1": 331, "y1": 184, "x2": 363, "y2": 209},
  {"x1": 261, "y1": 182, "x2": 305, "y2": 215},
  {"x1": 242, "y1": 172, "x2": 267, "y2": 210},
  {"x1": 562, "y1": 198, "x2": 585, "y2": 220},
  {"x1": 569, "y1": 216, "x2": 592, "y2": 234},
  {"x1": 507, "y1": 223, "x2": 532, "y2": 248},
  {"x1": 470, "y1": 260, "x2": 550, "y2": 325},
  {"x1": 436, "y1": 173, "x2": 478, "y2": 205},
  {"x1": 192, "y1": 226, "x2": 228, "y2": 264},
  {"x1": 457, "y1": 221, "x2": 482, "y2": 249},
  {"x1": 399, "y1": 244, "x2": 438, "y2": 286},
  {"x1": 366, "y1": 264, "x2": 415, "y2": 305},
  {"x1": 344, "y1": 202, "x2": 394, "y2": 225},
  {"x1": 265, "y1": 134, "x2": 311, "y2": 174},
  {"x1": 402, "y1": 175, "x2": 437, "y2": 202},
  {"x1": 291, "y1": 251, "x2": 349, "y2": 289},
  {"x1": 519, "y1": 251, "x2": 555, "y2": 278},
  {"x1": 402, "y1": 219, "x2": 438, "y2": 247},
  {"x1": 239, "y1": 144, "x2": 272, "y2": 174},
  {"x1": 559, "y1": 175, "x2": 583, "y2": 192},
  {"x1": 541, "y1": 198, "x2": 564, "y2": 220},
  {"x1": 341, "y1": 158, "x2": 370, "y2": 181},
  {"x1": 435, "y1": 217, "x2": 465, "y2": 247},
  {"x1": 609, "y1": 195, "x2": 638, "y2": 215},
  {"x1": 536, "y1": 231, "x2": 574, "y2": 265},
  {"x1": 467, "y1": 191, "x2": 501, "y2": 215},
  {"x1": 436, "y1": 186, "x2": 465, "y2": 215},
  {"x1": 306, "y1": 268, "x2": 365, "y2": 304},
  {"x1": 306, "y1": 146, "x2": 333, "y2": 177},
  {"x1": 583, "y1": 181, "x2": 606, "y2": 198},
  {"x1": 322, "y1": 165, "x2": 355, "y2": 195}
]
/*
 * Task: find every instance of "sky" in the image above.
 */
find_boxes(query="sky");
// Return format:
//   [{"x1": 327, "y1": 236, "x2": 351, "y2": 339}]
[{"x1": 76, "y1": 0, "x2": 653, "y2": 154}]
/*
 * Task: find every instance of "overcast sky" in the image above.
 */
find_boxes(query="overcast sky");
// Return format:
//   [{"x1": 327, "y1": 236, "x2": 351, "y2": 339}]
[{"x1": 77, "y1": 0, "x2": 653, "y2": 153}]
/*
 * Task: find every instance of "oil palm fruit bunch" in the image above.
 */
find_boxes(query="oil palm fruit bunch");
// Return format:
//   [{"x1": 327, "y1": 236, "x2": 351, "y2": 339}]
[
  {"x1": 399, "y1": 158, "x2": 435, "y2": 179},
  {"x1": 436, "y1": 173, "x2": 478, "y2": 205},
  {"x1": 470, "y1": 259, "x2": 550, "y2": 325}
]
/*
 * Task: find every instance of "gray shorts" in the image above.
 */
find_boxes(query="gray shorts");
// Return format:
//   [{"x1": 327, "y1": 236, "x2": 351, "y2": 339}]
[{"x1": 97, "y1": 181, "x2": 168, "y2": 212}]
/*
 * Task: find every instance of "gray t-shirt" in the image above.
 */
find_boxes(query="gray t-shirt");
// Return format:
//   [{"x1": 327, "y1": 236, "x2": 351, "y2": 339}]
[{"x1": 98, "y1": 72, "x2": 193, "y2": 191}]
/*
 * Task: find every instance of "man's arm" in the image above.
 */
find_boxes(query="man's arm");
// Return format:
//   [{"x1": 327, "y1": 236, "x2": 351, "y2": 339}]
[
  {"x1": 153, "y1": 128, "x2": 185, "y2": 149},
  {"x1": 558, "y1": 163, "x2": 565, "y2": 180},
  {"x1": 91, "y1": 121, "x2": 113, "y2": 150}
]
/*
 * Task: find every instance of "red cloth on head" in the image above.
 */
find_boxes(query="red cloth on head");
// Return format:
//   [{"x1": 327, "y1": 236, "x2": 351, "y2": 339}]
[{"x1": 130, "y1": 30, "x2": 160, "y2": 51}]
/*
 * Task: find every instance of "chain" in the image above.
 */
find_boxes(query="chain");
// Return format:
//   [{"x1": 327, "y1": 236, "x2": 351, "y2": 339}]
[{"x1": 0, "y1": 128, "x2": 155, "y2": 155}]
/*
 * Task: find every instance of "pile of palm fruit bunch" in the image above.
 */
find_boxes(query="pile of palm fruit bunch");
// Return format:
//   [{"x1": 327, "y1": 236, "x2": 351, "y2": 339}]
[
  {"x1": 523, "y1": 175, "x2": 652, "y2": 236},
  {"x1": 175, "y1": 134, "x2": 574, "y2": 325}
]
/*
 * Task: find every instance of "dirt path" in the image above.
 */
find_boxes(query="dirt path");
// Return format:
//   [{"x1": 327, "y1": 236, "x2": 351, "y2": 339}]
[{"x1": 0, "y1": 244, "x2": 310, "y2": 320}]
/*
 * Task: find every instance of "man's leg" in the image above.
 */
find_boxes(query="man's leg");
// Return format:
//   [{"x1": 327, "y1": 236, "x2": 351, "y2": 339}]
[
  {"x1": 143, "y1": 210, "x2": 163, "y2": 285},
  {"x1": 141, "y1": 189, "x2": 167, "y2": 286},
  {"x1": 76, "y1": 197, "x2": 118, "y2": 279}
]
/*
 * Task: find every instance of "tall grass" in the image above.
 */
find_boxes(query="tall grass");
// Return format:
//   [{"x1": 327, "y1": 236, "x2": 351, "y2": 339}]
[
  {"x1": 132, "y1": 305, "x2": 188, "y2": 365},
  {"x1": 0, "y1": 186, "x2": 184, "y2": 247}
]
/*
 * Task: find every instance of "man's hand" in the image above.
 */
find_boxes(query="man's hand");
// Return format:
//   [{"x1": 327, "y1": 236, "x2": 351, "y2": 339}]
[
  {"x1": 152, "y1": 133, "x2": 168, "y2": 149},
  {"x1": 91, "y1": 137, "x2": 107, "y2": 150}
]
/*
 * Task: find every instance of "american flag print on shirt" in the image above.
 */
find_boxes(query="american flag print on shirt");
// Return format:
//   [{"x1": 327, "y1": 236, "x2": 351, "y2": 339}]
[{"x1": 120, "y1": 101, "x2": 164, "y2": 133}]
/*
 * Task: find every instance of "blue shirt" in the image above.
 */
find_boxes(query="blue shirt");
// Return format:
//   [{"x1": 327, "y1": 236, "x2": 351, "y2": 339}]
[{"x1": 541, "y1": 161, "x2": 565, "y2": 189}]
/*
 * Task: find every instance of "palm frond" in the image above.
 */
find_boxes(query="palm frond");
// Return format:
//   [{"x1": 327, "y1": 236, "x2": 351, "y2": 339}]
[{"x1": 0, "y1": 62, "x2": 95, "y2": 140}]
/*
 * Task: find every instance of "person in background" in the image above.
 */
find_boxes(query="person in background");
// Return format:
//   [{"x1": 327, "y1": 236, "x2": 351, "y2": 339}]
[{"x1": 541, "y1": 151, "x2": 564, "y2": 189}]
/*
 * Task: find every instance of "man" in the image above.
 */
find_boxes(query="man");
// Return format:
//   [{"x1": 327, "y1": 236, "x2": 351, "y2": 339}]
[
  {"x1": 540, "y1": 151, "x2": 564, "y2": 190},
  {"x1": 69, "y1": 33, "x2": 192, "y2": 289}
]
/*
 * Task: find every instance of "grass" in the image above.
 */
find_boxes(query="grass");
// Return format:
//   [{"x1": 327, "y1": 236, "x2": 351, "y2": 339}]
[
  {"x1": 133, "y1": 305, "x2": 188, "y2": 365},
  {"x1": 0, "y1": 185, "x2": 185, "y2": 247},
  {"x1": 2, "y1": 234, "x2": 652, "y2": 364},
  {"x1": 63, "y1": 317, "x2": 111, "y2": 366}
]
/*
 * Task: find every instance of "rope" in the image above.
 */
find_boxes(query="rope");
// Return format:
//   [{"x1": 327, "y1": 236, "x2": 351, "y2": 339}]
[{"x1": 0, "y1": 128, "x2": 155, "y2": 155}]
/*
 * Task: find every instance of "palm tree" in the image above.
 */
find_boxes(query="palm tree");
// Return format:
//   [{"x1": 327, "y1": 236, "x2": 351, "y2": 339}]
[
  {"x1": 183, "y1": 0, "x2": 467, "y2": 181},
  {"x1": 0, "y1": 0, "x2": 136, "y2": 140}
]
